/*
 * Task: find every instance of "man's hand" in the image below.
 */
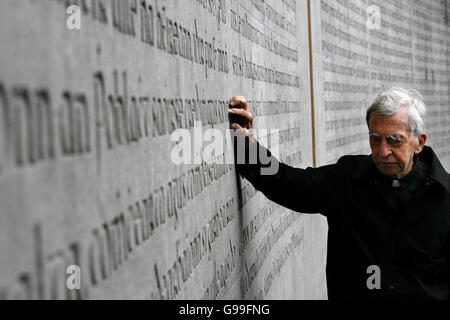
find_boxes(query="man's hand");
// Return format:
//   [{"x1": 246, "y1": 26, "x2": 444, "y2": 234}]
[{"x1": 229, "y1": 96, "x2": 255, "y2": 144}]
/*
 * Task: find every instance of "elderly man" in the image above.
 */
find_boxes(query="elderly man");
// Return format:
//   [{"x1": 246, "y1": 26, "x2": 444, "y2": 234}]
[{"x1": 229, "y1": 88, "x2": 449, "y2": 300}]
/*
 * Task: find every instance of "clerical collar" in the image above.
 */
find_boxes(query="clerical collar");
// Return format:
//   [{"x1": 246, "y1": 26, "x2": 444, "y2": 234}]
[
  {"x1": 373, "y1": 155, "x2": 422, "y2": 188},
  {"x1": 392, "y1": 180, "x2": 401, "y2": 188},
  {"x1": 389, "y1": 155, "x2": 426, "y2": 189}
]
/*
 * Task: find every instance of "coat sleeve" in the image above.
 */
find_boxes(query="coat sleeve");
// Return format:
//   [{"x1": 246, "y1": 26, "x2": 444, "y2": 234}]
[
  {"x1": 448, "y1": 242, "x2": 450, "y2": 293},
  {"x1": 236, "y1": 142, "x2": 340, "y2": 215}
]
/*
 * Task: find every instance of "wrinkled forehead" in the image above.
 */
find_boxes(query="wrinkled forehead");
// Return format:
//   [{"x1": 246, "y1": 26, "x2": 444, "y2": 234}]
[
  {"x1": 369, "y1": 108, "x2": 411, "y2": 134},
  {"x1": 369, "y1": 131, "x2": 407, "y2": 140}
]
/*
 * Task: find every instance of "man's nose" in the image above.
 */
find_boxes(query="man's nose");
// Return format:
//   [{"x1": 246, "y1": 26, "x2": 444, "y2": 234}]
[{"x1": 379, "y1": 140, "x2": 392, "y2": 158}]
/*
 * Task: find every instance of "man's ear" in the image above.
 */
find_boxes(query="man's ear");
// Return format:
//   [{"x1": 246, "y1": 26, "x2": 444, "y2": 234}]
[{"x1": 414, "y1": 133, "x2": 427, "y2": 154}]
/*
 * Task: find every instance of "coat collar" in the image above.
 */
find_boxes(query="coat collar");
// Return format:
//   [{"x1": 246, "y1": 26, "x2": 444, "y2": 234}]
[
  {"x1": 351, "y1": 146, "x2": 450, "y2": 193},
  {"x1": 417, "y1": 146, "x2": 450, "y2": 192}
]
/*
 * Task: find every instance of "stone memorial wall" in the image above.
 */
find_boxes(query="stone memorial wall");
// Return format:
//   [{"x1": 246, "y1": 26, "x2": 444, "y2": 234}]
[
  {"x1": 310, "y1": 0, "x2": 450, "y2": 168},
  {"x1": 0, "y1": 0, "x2": 316, "y2": 299},
  {"x1": 0, "y1": 0, "x2": 448, "y2": 300}
]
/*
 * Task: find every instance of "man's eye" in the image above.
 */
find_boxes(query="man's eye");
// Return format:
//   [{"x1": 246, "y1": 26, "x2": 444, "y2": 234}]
[
  {"x1": 370, "y1": 136, "x2": 381, "y2": 144},
  {"x1": 387, "y1": 137, "x2": 403, "y2": 145}
]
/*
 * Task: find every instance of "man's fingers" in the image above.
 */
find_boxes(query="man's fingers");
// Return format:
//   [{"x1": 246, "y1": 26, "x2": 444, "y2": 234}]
[
  {"x1": 228, "y1": 108, "x2": 254, "y2": 122},
  {"x1": 230, "y1": 123, "x2": 242, "y2": 130},
  {"x1": 229, "y1": 96, "x2": 253, "y2": 130},
  {"x1": 230, "y1": 123, "x2": 248, "y2": 133},
  {"x1": 230, "y1": 123, "x2": 249, "y2": 135},
  {"x1": 229, "y1": 96, "x2": 248, "y2": 111},
  {"x1": 229, "y1": 107, "x2": 253, "y2": 129}
]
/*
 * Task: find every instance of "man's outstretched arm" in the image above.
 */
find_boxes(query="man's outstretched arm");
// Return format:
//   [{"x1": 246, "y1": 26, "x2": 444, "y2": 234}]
[{"x1": 229, "y1": 96, "x2": 339, "y2": 216}]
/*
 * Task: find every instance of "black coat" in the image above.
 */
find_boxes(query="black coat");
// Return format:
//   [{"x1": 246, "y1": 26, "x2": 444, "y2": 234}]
[{"x1": 237, "y1": 144, "x2": 450, "y2": 300}]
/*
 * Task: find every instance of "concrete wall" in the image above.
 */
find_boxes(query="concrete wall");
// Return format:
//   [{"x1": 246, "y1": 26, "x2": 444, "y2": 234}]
[
  {"x1": 311, "y1": 0, "x2": 450, "y2": 169},
  {"x1": 0, "y1": 0, "x2": 448, "y2": 300}
]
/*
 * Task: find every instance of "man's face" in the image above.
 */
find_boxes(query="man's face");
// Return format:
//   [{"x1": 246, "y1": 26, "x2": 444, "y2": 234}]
[{"x1": 368, "y1": 106, "x2": 426, "y2": 179}]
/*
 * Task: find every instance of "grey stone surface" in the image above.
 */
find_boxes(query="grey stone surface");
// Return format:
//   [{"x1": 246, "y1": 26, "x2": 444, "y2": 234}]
[
  {"x1": 1, "y1": 0, "x2": 448, "y2": 300},
  {"x1": 0, "y1": 0, "x2": 315, "y2": 299},
  {"x1": 310, "y1": 0, "x2": 450, "y2": 169}
]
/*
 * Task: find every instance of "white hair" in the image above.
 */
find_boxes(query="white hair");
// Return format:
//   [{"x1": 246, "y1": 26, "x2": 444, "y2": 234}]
[{"x1": 366, "y1": 87, "x2": 427, "y2": 136}]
